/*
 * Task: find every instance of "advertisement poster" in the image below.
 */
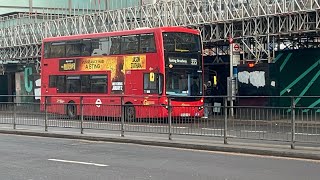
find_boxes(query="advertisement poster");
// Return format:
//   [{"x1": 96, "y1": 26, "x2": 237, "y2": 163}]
[{"x1": 59, "y1": 55, "x2": 146, "y2": 94}]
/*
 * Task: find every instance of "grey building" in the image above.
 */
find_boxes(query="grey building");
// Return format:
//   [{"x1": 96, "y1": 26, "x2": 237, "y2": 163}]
[{"x1": 0, "y1": 0, "x2": 145, "y2": 102}]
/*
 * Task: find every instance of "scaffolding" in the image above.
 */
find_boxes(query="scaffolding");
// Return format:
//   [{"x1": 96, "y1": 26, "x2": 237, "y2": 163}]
[{"x1": 0, "y1": 0, "x2": 320, "y2": 68}]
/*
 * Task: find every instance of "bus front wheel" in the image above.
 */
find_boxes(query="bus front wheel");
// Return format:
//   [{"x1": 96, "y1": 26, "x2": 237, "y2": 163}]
[
  {"x1": 66, "y1": 102, "x2": 77, "y2": 119},
  {"x1": 125, "y1": 104, "x2": 135, "y2": 122}
]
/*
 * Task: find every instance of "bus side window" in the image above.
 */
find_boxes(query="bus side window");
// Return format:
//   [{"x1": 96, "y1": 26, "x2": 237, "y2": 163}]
[
  {"x1": 91, "y1": 39, "x2": 100, "y2": 56},
  {"x1": 81, "y1": 75, "x2": 91, "y2": 93},
  {"x1": 81, "y1": 39, "x2": 92, "y2": 56},
  {"x1": 44, "y1": 43, "x2": 50, "y2": 58},
  {"x1": 49, "y1": 75, "x2": 57, "y2": 88},
  {"x1": 110, "y1": 36, "x2": 121, "y2": 55},
  {"x1": 100, "y1": 38, "x2": 111, "y2": 56},
  {"x1": 91, "y1": 75, "x2": 108, "y2": 93},
  {"x1": 50, "y1": 42, "x2": 66, "y2": 58},
  {"x1": 66, "y1": 76, "x2": 81, "y2": 93},
  {"x1": 56, "y1": 76, "x2": 66, "y2": 93},
  {"x1": 143, "y1": 73, "x2": 158, "y2": 94},
  {"x1": 140, "y1": 33, "x2": 156, "y2": 53},
  {"x1": 66, "y1": 41, "x2": 81, "y2": 57},
  {"x1": 122, "y1": 35, "x2": 139, "y2": 54}
]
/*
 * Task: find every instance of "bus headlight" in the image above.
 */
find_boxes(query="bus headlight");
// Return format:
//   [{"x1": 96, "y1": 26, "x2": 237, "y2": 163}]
[
  {"x1": 161, "y1": 104, "x2": 169, "y2": 109},
  {"x1": 198, "y1": 106, "x2": 204, "y2": 110}
]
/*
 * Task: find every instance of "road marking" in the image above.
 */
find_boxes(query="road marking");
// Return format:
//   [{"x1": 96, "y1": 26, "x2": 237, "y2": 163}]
[
  {"x1": 290, "y1": 133, "x2": 320, "y2": 136},
  {"x1": 48, "y1": 159, "x2": 108, "y2": 167},
  {"x1": 202, "y1": 128, "x2": 224, "y2": 131},
  {"x1": 241, "y1": 130, "x2": 267, "y2": 133},
  {"x1": 0, "y1": 126, "x2": 13, "y2": 129},
  {"x1": 155, "y1": 146, "x2": 320, "y2": 163}
]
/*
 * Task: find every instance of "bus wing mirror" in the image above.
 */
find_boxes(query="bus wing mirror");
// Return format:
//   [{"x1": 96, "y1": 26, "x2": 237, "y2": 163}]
[
  {"x1": 213, "y1": 75, "x2": 217, "y2": 87},
  {"x1": 158, "y1": 74, "x2": 163, "y2": 95}
]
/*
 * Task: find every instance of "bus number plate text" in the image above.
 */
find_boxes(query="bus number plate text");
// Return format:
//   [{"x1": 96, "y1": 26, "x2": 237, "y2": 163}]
[{"x1": 180, "y1": 113, "x2": 190, "y2": 117}]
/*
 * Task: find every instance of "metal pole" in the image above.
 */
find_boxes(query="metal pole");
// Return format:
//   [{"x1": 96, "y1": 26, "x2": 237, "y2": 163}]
[
  {"x1": 29, "y1": 0, "x2": 33, "y2": 13},
  {"x1": 121, "y1": 96, "x2": 125, "y2": 137},
  {"x1": 140, "y1": 0, "x2": 143, "y2": 26},
  {"x1": 267, "y1": 25, "x2": 271, "y2": 63},
  {"x1": 229, "y1": 39, "x2": 234, "y2": 117},
  {"x1": 80, "y1": 96, "x2": 84, "y2": 134},
  {"x1": 224, "y1": 97, "x2": 228, "y2": 144},
  {"x1": 168, "y1": 97, "x2": 172, "y2": 140},
  {"x1": 44, "y1": 96, "x2": 48, "y2": 132},
  {"x1": 13, "y1": 97, "x2": 16, "y2": 130},
  {"x1": 291, "y1": 97, "x2": 296, "y2": 149},
  {"x1": 68, "y1": 0, "x2": 72, "y2": 15},
  {"x1": 105, "y1": 0, "x2": 108, "y2": 10}
]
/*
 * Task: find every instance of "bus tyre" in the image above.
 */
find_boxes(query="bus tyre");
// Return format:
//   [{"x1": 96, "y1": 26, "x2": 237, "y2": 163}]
[
  {"x1": 125, "y1": 104, "x2": 135, "y2": 122},
  {"x1": 66, "y1": 102, "x2": 77, "y2": 119}
]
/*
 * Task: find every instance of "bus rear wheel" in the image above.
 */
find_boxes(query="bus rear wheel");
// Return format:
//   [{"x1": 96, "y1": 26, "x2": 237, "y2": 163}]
[
  {"x1": 67, "y1": 102, "x2": 77, "y2": 119},
  {"x1": 125, "y1": 104, "x2": 136, "y2": 122}
]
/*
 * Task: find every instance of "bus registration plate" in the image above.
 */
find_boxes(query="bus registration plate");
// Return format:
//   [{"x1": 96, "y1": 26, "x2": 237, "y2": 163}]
[{"x1": 180, "y1": 113, "x2": 190, "y2": 117}]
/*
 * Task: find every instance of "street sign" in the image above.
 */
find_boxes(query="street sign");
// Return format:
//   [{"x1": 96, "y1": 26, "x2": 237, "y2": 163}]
[
  {"x1": 228, "y1": 37, "x2": 234, "y2": 44},
  {"x1": 233, "y1": 43, "x2": 240, "y2": 52},
  {"x1": 232, "y1": 54, "x2": 240, "y2": 66}
]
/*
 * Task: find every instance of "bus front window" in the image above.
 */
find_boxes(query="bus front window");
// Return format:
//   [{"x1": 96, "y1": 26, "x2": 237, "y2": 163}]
[{"x1": 166, "y1": 69, "x2": 202, "y2": 96}]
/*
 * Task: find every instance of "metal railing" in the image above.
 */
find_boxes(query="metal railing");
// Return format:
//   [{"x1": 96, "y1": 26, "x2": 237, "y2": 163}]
[{"x1": 0, "y1": 95, "x2": 320, "y2": 149}]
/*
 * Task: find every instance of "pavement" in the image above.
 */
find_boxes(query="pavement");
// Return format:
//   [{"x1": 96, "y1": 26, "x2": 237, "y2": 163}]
[{"x1": 0, "y1": 125, "x2": 320, "y2": 161}]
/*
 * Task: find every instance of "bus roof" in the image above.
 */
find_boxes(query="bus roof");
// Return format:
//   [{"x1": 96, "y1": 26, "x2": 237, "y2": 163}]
[{"x1": 43, "y1": 26, "x2": 199, "y2": 43}]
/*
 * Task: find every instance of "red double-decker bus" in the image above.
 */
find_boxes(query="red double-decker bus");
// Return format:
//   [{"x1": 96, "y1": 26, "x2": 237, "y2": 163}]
[{"x1": 40, "y1": 27, "x2": 204, "y2": 120}]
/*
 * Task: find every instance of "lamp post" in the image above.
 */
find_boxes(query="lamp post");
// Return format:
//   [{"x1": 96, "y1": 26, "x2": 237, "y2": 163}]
[{"x1": 229, "y1": 37, "x2": 234, "y2": 117}]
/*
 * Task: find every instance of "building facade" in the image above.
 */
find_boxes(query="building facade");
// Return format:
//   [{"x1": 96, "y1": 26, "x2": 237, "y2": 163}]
[{"x1": 0, "y1": 0, "x2": 145, "y2": 102}]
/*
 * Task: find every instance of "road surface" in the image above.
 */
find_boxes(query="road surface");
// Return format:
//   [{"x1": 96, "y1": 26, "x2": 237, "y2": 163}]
[{"x1": 0, "y1": 134, "x2": 319, "y2": 180}]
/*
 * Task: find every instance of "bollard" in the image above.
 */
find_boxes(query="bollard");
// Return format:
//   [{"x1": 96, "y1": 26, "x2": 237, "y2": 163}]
[
  {"x1": 291, "y1": 97, "x2": 296, "y2": 149},
  {"x1": 224, "y1": 97, "x2": 228, "y2": 144},
  {"x1": 121, "y1": 97, "x2": 125, "y2": 137},
  {"x1": 168, "y1": 97, "x2": 172, "y2": 140},
  {"x1": 80, "y1": 96, "x2": 84, "y2": 134},
  {"x1": 44, "y1": 96, "x2": 48, "y2": 132}
]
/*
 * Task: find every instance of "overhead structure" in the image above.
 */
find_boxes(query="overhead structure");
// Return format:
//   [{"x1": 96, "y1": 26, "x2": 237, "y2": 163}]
[{"x1": 1, "y1": 0, "x2": 320, "y2": 69}]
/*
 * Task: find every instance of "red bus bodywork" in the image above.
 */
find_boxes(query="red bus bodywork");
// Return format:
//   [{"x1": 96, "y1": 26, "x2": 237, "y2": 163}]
[{"x1": 40, "y1": 27, "x2": 204, "y2": 119}]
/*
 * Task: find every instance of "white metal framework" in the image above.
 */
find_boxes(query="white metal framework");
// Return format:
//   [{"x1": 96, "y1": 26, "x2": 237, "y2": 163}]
[{"x1": 1, "y1": 0, "x2": 320, "y2": 67}]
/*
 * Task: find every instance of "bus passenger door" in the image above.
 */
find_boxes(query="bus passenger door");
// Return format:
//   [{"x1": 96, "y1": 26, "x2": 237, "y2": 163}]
[{"x1": 124, "y1": 70, "x2": 138, "y2": 95}]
